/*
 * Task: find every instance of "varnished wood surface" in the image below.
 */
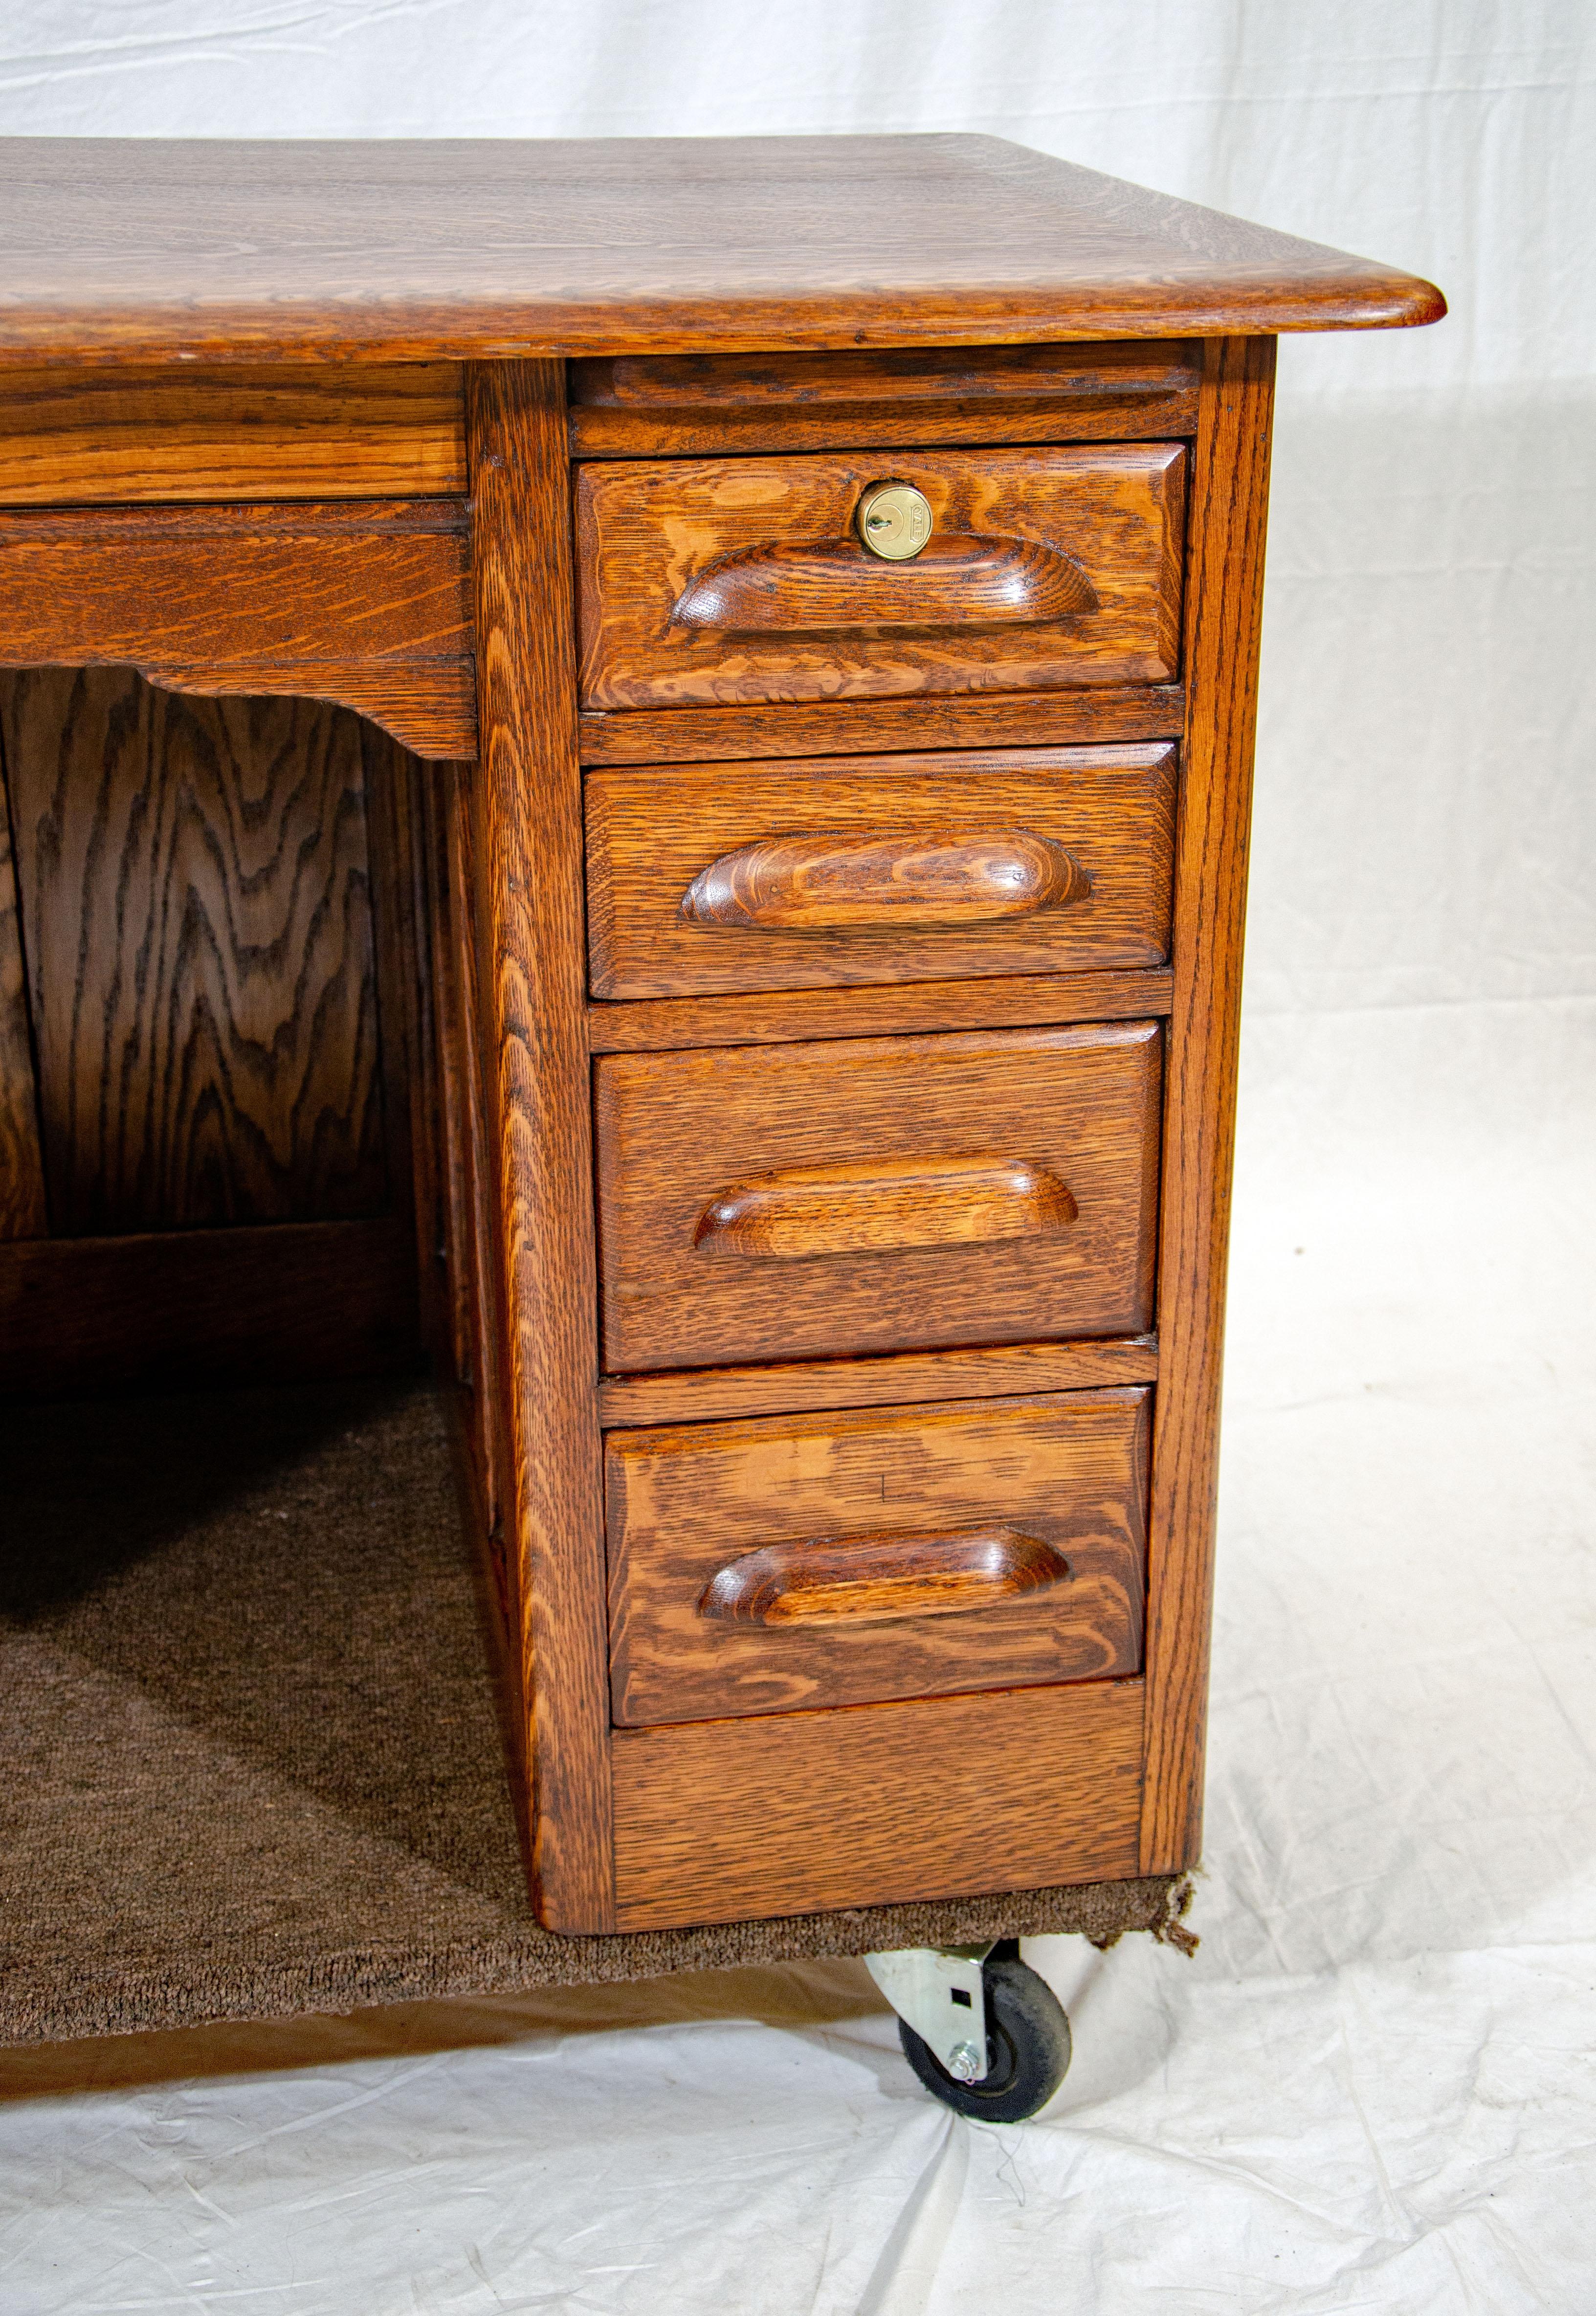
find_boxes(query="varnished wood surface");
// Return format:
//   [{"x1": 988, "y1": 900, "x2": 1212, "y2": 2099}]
[
  {"x1": 0, "y1": 765, "x2": 46, "y2": 1239},
  {"x1": 678, "y1": 825, "x2": 1088, "y2": 931},
  {"x1": 358, "y1": 727, "x2": 427, "y2": 1335},
  {"x1": 606, "y1": 1389, "x2": 1148, "y2": 1726},
  {"x1": 467, "y1": 361, "x2": 614, "y2": 1932},
  {"x1": 595, "y1": 1022, "x2": 1162, "y2": 1372},
  {"x1": 588, "y1": 967, "x2": 1174, "y2": 1054},
  {"x1": 596, "y1": 1333, "x2": 1159, "y2": 1429},
  {"x1": 0, "y1": 1214, "x2": 417, "y2": 1393},
  {"x1": 1140, "y1": 336, "x2": 1277, "y2": 1877},
  {"x1": 697, "y1": 1525, "x2": 1072, "y2": 1627},
  {"x1": 425, "y1": 767, "x2": 507, "y2": 1553},
  {"x1": 0, "y1": 670, "x2": 387, "y2": 1235},
  {"x1": 586, "y1": 747, "x2": 1174, "y2": 998},
  {"x1": 671, "y1": 528, "x2": 1100, "y2": 634},
  {"x1": 576, "y1": 445, "x2": 1185, "y2": 710},
  {"x1": 693, "y1": 1152, "x2": 1078, "y2": 1260},
  {"x1": 0, "y1": 363, "x2": 465, "y2": 507},
  {"x1": 609, "y1": 1675, "x2": 1146, "y2": 1929},
  {"x1": 569, "y1": 340, "x2": 1201, "y2": 456},
  {"x1": 579, "y1": 684, "x2": 1186, "y2": 764},
  {"x1": 0, "y1": 136, "x2": 1443, "y2": 363},
  {"x1": 0, "y1": 501, "x2": 474, "y2": 759}
]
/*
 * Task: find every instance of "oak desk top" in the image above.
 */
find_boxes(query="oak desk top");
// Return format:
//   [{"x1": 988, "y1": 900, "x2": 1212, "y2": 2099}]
[{"x1": 0, "y1": 134, "x2": 1444, "y2": 367}]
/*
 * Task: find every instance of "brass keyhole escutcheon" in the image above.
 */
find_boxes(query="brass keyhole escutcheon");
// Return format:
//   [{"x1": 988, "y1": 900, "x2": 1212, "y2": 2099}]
[{"x1": 856, "y1": 480, "x2": 933, "y2": 561}]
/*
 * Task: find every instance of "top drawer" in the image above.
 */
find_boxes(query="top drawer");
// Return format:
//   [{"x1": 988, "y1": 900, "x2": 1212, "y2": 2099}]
[{"x1": 576, "y1": 445, "x2": 1186, "y2": 711}]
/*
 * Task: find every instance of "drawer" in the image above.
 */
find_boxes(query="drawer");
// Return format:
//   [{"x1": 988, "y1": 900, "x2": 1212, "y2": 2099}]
[
  {"x1": 606, "y1": 1388, "x2": 1149, "y2": 1727},
  {"x1": 576, "y1": 445, "x2": 1186, "y2": 711},
  {"x1": 586, "y1": 743, "x2": 1175, "y2": 999},
  {"x1": 594, "y1": 1020, "x2": 1161, "y2": 1372},
  {"x1": 610, "y1": 1678, "x2": 1145, "y2": 1930}
]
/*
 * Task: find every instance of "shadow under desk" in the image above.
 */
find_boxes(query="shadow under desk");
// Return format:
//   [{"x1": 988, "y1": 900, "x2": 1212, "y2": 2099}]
[{"x1": 0, "y1": 1376, "x2": 1176, "y2": 2048}]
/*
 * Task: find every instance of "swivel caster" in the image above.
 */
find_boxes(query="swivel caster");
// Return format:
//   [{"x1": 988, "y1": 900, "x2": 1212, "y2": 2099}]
[{"x1": 865, "y1": 1937, "x2": 1072, "y2": 2122}]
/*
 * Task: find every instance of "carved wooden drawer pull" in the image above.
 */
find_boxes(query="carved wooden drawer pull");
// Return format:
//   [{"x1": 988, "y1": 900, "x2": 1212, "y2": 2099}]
[
  {"x1": 698, "y1": 1523, "x2": 1072, "y2": 1627},
  {"x1": 671, "y1": 532, "x2": 1098, "y2": 635},
  {"x1": 693, "y1": 1152, "x2": 1078, "y2": 1260},
  {"x1": 680, "y1": 826, "x2": 1090, "y2": 931}
]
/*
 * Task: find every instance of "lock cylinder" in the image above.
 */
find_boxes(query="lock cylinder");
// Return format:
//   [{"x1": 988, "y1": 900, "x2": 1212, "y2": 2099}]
[{"x1": 856, "y1": 480, "x2": 934, "y2": 561}]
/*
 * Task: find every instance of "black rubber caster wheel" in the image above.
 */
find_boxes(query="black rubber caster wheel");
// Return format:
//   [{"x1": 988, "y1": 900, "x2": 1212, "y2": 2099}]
[{"x1": 898, "y1": 1951, "x2": 1072, "y2": 2122}]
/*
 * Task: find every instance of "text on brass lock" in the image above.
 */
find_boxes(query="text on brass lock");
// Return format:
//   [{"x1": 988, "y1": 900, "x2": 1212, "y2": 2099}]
[{"x1": 856, "y1": 480, "x2": 933, "y2": 561}]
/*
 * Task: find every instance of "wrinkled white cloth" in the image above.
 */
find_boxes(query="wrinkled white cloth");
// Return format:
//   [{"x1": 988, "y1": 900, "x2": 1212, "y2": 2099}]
[{"x1": 0, "y1": 3, "x2": 1592, "y2": 2309}]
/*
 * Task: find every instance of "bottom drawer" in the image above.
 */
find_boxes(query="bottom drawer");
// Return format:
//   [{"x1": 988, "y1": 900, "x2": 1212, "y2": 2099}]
[
  {"x1": 610, "y1": 1678, "x2": 1146, "y2": 1930},
  {"x1": 605, "y1": 1388, "x2": 1150, "y2": 1728}
]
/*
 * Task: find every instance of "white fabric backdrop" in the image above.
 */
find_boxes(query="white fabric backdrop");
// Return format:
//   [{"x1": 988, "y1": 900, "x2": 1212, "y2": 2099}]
[{"x1": 0, "y1": 6, "x2": 1592, "y2": 2310}]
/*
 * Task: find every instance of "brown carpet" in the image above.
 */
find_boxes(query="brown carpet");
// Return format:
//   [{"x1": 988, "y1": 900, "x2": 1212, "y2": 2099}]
[{"x1": 0, "y1": 1377, "x2": 1188, "y2": 2048}]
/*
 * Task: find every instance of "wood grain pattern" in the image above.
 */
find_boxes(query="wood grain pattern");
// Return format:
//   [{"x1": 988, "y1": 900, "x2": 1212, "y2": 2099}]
[
  {"x1": 568, "y1": 339, "x2": 1202, "y2": 456},
  {"x1": 0, "y1": 136, "x2": 1443, "y2": 364},
  {"x1": 586, "y1": 747, "x2": 1174, "y2": 998},
  {"x1": 679, "y1": 825, "x2": 1088, "y2": 932},
  {"x1": 671, "y1": 528, "x2": 1099, "y2": 633},
  {"x1": 693, "y1": 1153, "x2": 1078, "y2": 1259},
  {"x1": 596, "y1": 1332, "x2": 1159, "y2": 1428},
  {"x1": 0, "y1": 501, "x2": 474, "y2": 759},
  {"x1": 609, "y1": 1675, "x2": 1146, "y2": 1929},
  {"x1": 0, "y1": 362, "x2": 465, "y2": 507},
  {"x1": 595, "y1": 1021, "x2": 1162, "y2": 1372},
  {"x1": 698, "y1": 1525, "x2": 1072, "y2": 1627},
  {"x1": 606, "y1": 1388, "x2": 1148, "y2": 1726},
  {"x1": 576, "y1": 445, "x2": 1185, "y2": 710},
  {"x1": 1140, "y1": 336, "x2": 1278, "y2": 1876},
  {"x1": 358, "y1": 723, "x2": 427, "y2": 1330},
  {"x1": 0, "y1": 668, "x2": 388, "y2": 1235},
  {"x1": 0, "y1": 757, "x2": 47, "y2": 1239},
  {"x1": 417, "y1": 765, "x2": 507, "y2": 1554},
  {"x1": 578, "y1": 684, "x2": 1186, "y2": 764},
  {"x1": 467, "y1": 360, "x2": 613, "y2": 1932},
  {"x1": 587, "y1": 967, "x2": 1174, "y2": 1054},
  {"x1": 0, "y1": 1214, "x2": 418, "y2": 1393}
]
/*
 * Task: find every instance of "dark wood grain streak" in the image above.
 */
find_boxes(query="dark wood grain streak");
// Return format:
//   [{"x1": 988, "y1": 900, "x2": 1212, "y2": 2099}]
[
  {"x1": 609, "y1": 1676, "x2": 1146, "y2": 1930},
  {"x1": 466, "y1": 359, "x2": 614, "y2": 1932},
  {"x1": 0, "y1": 752, "x2": 47, "y2": 1239},
  {"x1": 587, "y1": 968, "x2": 1174, "y2": 1053},
  {"x1": 578, "y1": 685, "x2": 1186, "y2": 764},
  {"x1": 0, "y1": 136, "x2": 1443, "y2": 364},
  {"x1": 596, "y1": 1333, "x2": 1159, "y2": 1429},
  {"x1": 0, "y1": 1214, "x2": 418, "y2": 1393},
  {"x1": 0, "y1": 669, "x2": 388, "y2": 1235},
  {"x1": 1139, "y1": 336, "x2": 1277, "y2": 1876},
  {"x1": 0, "y1": 502, "x2": 474, "y2": 759},
  {"x1": 0, "y1": 362, "x2": 466, "y2": 507}
]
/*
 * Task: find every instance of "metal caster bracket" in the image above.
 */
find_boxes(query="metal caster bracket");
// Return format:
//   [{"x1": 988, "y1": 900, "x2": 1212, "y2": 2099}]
[{"x1": 864, "y1": 1941, "x2": 997, "y2": 2084}]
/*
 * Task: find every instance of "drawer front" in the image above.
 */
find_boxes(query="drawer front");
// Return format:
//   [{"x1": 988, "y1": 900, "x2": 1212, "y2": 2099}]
[
  {"x1": 595, "y1": 1020, "x2": 1161, "y2": 1372},
  {"x1": 576, "y1": 445, "x2": 1186, "y2": 711},
  {"x1": 586, "y1": 743, "x2": 1175, "y2": 1000},
  {"x1": 609, "y1": 1678, "x2": 1145, "y2": 1930},
  {"x1": 606, "y1": 1388, "x2": 1149, "y2": 1727}
]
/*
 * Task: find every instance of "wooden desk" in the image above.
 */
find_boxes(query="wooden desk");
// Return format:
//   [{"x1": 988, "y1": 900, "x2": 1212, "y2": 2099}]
[{"x1": 0, "y1": 136, "x2": 1442, "y2": 1950}]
